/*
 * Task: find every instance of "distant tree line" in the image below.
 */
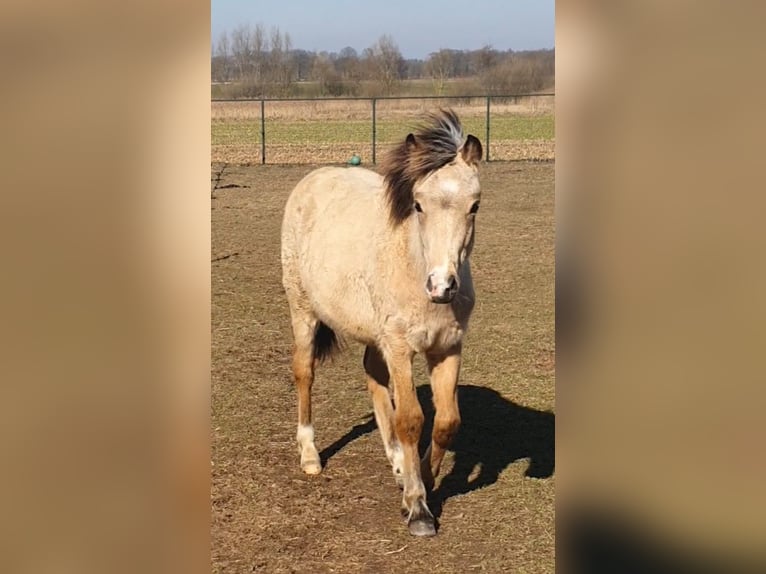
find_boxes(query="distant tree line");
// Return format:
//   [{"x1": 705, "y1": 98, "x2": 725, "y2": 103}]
[{"x1": 212, "y1": 24, "x2": 554, "y2": 98}]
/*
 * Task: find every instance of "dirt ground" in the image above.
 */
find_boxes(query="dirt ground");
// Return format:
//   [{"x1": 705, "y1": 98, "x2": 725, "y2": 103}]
[{"x1": 212, "y1": 161, "x2": 555, "y2": 573}]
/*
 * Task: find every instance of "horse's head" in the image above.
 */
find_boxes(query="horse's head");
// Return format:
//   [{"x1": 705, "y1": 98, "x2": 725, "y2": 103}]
[
  {"x1": 381, "y1": 109, "x2": 483, "y2": 304},
  {"x1": 411, "y1": 135, "x2": 482, "y2": 303}
]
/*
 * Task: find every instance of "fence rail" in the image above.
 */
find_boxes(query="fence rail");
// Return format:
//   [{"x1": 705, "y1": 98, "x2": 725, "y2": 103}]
[{"x1": 211, "y1": 94, "x2": 554, "y2": 165}]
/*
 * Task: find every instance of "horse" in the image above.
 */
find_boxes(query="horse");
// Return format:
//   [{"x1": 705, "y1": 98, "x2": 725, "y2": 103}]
[{"x1": 280, "y1": 109, "x2": 482, "y2": 537}]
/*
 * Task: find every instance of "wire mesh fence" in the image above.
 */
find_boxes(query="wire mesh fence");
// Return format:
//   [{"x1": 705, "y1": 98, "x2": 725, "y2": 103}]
[{"x1": 211, "y1": 94, "x2": 554, "y2": 165}]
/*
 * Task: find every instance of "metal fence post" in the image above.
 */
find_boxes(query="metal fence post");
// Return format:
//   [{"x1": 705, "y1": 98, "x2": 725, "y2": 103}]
[
  {"x1": 260, "y1": 99, "x2": 266, "y2": 165},
  {"x1": 485, "y1": 96, "x2": 491, "y2": 162},
  {"x1": 371, "y1": 98, "x2": 377, "y2": 164}
]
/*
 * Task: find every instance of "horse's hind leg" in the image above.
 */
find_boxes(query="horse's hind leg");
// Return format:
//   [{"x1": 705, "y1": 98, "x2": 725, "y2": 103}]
[
  {"x1": 364, "y1": 346, "x2": 403, "y2": 487},
  {"x1": 290, "y1": 312, "x2": 322, "y2": 475}
]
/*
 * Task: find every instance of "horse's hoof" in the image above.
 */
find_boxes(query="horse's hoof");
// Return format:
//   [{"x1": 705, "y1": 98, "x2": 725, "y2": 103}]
[
  {"x1": 408, "y1": 516, "x2": 437, "y2": 537},
  {"x1": 301, "y1": 460, "x2": 322, "y2": 475},
  {"x1": 405, "y1": 500, "x2": 436, "y2": 536}
]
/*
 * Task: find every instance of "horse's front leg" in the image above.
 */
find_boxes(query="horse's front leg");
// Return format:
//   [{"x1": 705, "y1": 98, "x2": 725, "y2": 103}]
[
  {"x1": 421, "y1": 346, "x2": 462, "y2": 492},
  {"x1": 385, "y1": 345, "x2": 436, "y2": 537}
]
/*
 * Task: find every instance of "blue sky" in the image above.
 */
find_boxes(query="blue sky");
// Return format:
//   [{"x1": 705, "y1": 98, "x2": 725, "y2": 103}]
[{"x1": 211, "y1": 0, "x2": 554, "y2": 59}]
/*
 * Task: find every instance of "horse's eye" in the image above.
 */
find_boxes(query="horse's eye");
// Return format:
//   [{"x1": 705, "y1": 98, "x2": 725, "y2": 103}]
[
  {"x1": 469, "y1": 201, "x2": 480, "y2": 214},
  {"x1": 414, "y1": 202, "x2": 423, "y2": 213}
]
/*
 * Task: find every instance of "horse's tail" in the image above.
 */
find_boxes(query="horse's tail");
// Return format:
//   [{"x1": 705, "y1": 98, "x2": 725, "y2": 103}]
[{"x1": 313, "y1": 321, "x2": 339, "y2": 363}]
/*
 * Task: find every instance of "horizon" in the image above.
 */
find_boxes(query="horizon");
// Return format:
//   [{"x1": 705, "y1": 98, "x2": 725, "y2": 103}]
[{"x1": 211, "y1": 0, "x2": 554, "y2": 60}]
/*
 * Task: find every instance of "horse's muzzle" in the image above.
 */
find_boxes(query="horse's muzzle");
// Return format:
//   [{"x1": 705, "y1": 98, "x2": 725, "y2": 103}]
[{"x1": 426, "y1": 273, "x2": 458, "y2": 304}]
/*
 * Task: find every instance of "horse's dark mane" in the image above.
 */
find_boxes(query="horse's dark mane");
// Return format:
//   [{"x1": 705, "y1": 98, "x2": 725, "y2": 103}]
[{"x1": 380, "y1": 108, "x2": 465, "y2": 225}]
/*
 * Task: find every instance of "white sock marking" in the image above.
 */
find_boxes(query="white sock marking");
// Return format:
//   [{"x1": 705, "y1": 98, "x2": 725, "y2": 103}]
[
  {"x1": 297, "y1": 424, "x2": 315, "y2": 447},
  {"x1": 392, "y1": 443, "x2": 404, "y2": 474}
]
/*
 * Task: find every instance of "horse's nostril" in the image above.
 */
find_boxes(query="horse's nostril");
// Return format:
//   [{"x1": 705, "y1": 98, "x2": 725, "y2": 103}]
[
  {"x1": 448, "y1": 276, "x2": 458, "y2": 291},
  {"x1": 426, "y1": 276, "x2": 434, "y2": 292}
]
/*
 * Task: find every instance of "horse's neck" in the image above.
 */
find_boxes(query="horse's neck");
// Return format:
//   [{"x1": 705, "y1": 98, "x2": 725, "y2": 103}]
[{"x1": 386, "y1": 218, "x2": 427, "y2": 277}]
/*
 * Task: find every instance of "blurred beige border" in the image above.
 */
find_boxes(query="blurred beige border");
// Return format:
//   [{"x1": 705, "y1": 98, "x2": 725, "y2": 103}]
[
  {"x1": 0, "y1": 1, "x2": 210, "y2": 573},
  {"x1": 557, "y1": 0, "x2": 766, "y2": 570}
]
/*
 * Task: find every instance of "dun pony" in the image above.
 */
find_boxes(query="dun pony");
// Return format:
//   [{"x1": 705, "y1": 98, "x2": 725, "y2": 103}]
[{"x1": 281, "y1": 109, "x2": 483, "y2": 536}]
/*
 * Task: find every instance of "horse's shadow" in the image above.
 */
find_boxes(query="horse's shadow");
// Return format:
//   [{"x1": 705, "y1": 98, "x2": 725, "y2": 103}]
[
  {"x1": 420, "y1": 384, "x2": 554, "y2": 517},
  {"x1": 319, "y1": 384, "x2": 555, "y2": 518}
]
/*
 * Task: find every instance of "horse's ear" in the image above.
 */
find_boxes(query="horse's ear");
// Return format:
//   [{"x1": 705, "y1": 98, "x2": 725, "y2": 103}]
[
  {"x1": 461, "y1": 134, "x2": 483, "y2": 165},
  {"x1": 405, "y1": 133, "x2": 418, "y2": 153}
]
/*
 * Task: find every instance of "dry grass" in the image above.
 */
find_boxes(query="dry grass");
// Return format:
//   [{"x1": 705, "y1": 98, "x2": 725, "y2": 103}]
[
  {"x1": 211, "y1": 96, "x2": 554, "y2": 122},
  {"x1": 212, "y1": 161, "x2": 554, "y2": 573}
]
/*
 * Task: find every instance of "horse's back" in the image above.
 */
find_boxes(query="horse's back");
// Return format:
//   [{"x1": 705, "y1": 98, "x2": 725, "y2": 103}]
[
  {"x1": 282, "y1": 166, "x2": 384, "y2": 248},
  {"x1": 290, "y1": 165, "x2": 382, "y2": 198},
  {"x1": 281, "y1": 166, "x2": 387, "y2": 342},
  {"x1": 284, "y1": 165, "x2": 381, "y2": 221}
]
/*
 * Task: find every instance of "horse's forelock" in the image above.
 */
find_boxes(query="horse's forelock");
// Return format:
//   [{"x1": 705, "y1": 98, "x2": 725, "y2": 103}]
[{"x1": 381, "y1": 109, "x2": 466, "y2": 225}]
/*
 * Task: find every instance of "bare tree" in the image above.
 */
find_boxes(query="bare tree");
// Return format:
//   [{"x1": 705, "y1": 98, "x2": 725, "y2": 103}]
[
  {"x1": 479, "y1": 49, "x2": 554, "y2": 95},
  {"x1": 215, "y1": 22, "x2": 555, "y2": 97},
  {"x1": 264, "y1": 26, "x2": 294, "y2": 96},
  {"x1": 251, "y1": 24, "x2": 265, "y2": 83},
  {"x1": 230, "y1": 24, "x2": 252, "y2": 79},
  {"x1": 212, "y1": 31, "x2": 231, "y2": 82},
  {"x1": 363, "y1": 35, "x2": 404, "y2": 95},
  {"x1": 472, "y1": 45, "x2": 498, "y2": 75},
  {"x1": 426, "y1": 49, "x2": 456, "y2": 95},
  {"x1": 228, "y1": 23, "x2": 268, "y2": 96},
  {"x1": 312, "y1": 54, "x2": 343, "y2": 95},
  {"x1": 332, "y1": 46, "x2": 361, "y2": 94},
  {"x1": 291, "y1": 49, "x2": 312, "y2": 81},
  {"x1": 338, "y1": 46, "x2": 357, "y2": 60},
  {"x1": 336, "y1": 47, "x2": 358, "y2": 78}
]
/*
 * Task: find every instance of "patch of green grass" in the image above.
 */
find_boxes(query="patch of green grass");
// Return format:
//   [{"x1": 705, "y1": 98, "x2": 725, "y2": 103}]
[
  {"x1": 493, "y1": 114, "x2": 555, "y2": 140},
  {"x1": 211, "y1": 121, "x2": 264, "y2": 145}
]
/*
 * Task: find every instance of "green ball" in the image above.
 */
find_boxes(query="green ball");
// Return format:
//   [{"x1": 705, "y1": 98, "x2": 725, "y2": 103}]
[{"x1": 348, "y1": 154, "x2": 361, "y2": 166}]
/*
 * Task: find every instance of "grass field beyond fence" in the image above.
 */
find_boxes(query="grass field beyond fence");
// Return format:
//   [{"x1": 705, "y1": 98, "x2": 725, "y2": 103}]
[{"x1": 211, "y1": 95, "x2": 554, "y2": 165}]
